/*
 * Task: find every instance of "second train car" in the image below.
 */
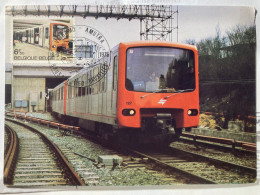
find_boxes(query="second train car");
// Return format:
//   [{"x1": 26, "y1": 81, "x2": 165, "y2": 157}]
[{"x1": 50, "y1": 41, "x2": 199, "y2": 144}]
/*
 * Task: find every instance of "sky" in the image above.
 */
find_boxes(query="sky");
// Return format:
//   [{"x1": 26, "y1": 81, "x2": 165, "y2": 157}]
[
  {"x1": 73, "y1": 5, "x2": 256, "y2": 48},
  {"x1": 178, "y1": 6, "x2": 255, "y2": 43}
]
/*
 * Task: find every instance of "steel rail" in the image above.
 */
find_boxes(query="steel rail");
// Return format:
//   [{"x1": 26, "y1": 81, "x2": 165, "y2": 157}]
[
  {"x1": 5, "y1": 111, "x2": 256, "y2": 183},
  {"x1": 4, "y1": 125, "x2": 19, "y2": 184},
  {"x1": 5, "y1": 118, "x2": 86, "y2": 186},
  {"x1": 5, "y1": 111, "x2": 79, "y2": 132},
  {"x1": 168, "y1": 146, "x2": 257, "y2": 175},
  {"x1": 6, "y1": 111, "x2": 256, "y2": 152},
  {"x1": 181, "y1": 132, "x2": 256, "y2": 152},
  {"x1": 126, "y1": 147, "x2": 217, "y2": 184}
]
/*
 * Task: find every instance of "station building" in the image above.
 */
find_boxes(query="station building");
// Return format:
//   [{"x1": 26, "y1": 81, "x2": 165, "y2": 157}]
[{"x1": 6, "y1": 62, "x2": 81, "y2": 113}]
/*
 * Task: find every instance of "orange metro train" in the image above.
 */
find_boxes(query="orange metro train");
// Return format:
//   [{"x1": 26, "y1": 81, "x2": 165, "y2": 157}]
[{"x1": 50, "y1": 41, "x2": 199, "y2": 144}]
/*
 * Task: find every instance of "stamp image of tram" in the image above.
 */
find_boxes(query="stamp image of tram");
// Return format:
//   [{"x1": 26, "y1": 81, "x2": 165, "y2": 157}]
[
  {"x1": 13, "y1": 21, "x2": 70, "y2": 52},
  {"x1": 50, "y1": 41, "x2": 199, "y2": 144}
]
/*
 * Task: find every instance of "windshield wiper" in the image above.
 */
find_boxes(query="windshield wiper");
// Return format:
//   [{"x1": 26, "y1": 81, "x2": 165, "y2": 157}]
[
  {"x1": 164, "y1": 89, "x2": 194, "y2": 99},
  {"x1": 140, "y1": 89, "x2": 170, "y2": 99}
]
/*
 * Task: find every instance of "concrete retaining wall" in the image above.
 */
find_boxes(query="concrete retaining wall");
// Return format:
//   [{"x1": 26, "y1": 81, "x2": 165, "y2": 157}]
[{"x1": 190, "y1": 128, "x2": 256, "y2": 143}]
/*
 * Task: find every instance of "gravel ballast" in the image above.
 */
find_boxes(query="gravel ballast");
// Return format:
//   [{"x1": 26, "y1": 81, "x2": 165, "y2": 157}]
[
  {"x1": 7, "y1": 119, "x2": 183, "y2": 186},
  {"x1": 170, "y1": 141, "x2": 256, "y2": 168}
]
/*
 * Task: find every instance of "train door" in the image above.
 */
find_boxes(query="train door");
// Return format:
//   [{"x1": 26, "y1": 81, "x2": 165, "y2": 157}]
[
  {"x1": 34, "y1": 28, "x2": 39, "y2": 45},
  {"x1": 29, "y1": 30, "x2": 31, "y2": 43},
  {"x1": 111, "y1": 52, "x2": 118, "y2": 115},
  {"x1": 42, "y1": 26, "x2": 50, "y2": 48},
  {"x1": 25, "y1": 30, "x2": 29, "y2": 43},
  {"x1": 31, "y1": 29, "x2": 34, "y2": 44},
  {"x1": 22, "y1": 31, "x2": 26, "y2": 42},
  {"x1": 28, "y1": 30, "x2": 31, "y2": 43},
  {"x1": 38, "y1": 27, "x2": 43, "y2": 46}
]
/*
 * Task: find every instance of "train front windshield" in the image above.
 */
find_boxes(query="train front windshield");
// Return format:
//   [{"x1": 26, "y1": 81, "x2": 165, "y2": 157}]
[
  {"x1": 53, "y1": 25, "x2": 69, "y2": 40},
  {"x1": 126, "y1": 47, "x2": 195, "y2": 92}
]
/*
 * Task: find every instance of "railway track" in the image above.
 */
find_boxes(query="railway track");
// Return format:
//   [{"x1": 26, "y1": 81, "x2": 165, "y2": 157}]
[
  {"x1": 170, "y1": 139, "x2": 256, "y2": 169},
  {"x1": 5, "y1": 114, "x2": 257, "y2": 185},
  {"x1": 4, "y1": 124, "x2": 19, "y2": 184},
  {"x1": 126, "y1": 145, "x2": 256, "y2": 184},
  {"x1": 74, "y1": 129, "x2": 256, "y2": 184},
  {"x1": 4, "y1": 119, "x2": 86, "y2": 186}
]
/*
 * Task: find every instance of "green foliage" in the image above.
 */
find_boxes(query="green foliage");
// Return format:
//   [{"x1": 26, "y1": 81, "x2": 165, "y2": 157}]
[{"x1": 185, "y1": 25, "x2": 256, "y2": 131}]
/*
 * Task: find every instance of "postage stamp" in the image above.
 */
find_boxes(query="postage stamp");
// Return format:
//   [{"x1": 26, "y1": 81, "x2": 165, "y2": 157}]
[
  {"x1": 12, "y1": 18, "x2": 74, "y2": 63},
  {"x1": 2, "y1": 2, "x2": 259, "y2": 193}
]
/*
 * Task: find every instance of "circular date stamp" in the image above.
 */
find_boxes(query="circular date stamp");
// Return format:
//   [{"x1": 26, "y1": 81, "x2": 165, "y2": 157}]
[{"x1": 48, "y1": 24, "x2": 111, "y2": 87}]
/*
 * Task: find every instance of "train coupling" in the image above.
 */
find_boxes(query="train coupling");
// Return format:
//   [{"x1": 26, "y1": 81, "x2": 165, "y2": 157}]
[{"x1": 155, "y1": 113, "x2": 174, "y2": 134}]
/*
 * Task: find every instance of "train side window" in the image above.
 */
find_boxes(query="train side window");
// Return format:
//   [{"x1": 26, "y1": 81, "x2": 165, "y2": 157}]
[
  {"x1": 86, "y1": 72, "x2": 89, "y2": 86},
  {"x1": 104, "y1": 62, "x2": 108, "y2": 92},
  {"x1": 112, "y1": 55, "x2": 118, "y2": 90},
  {"x1": 67, "y1": 86, "x2": 70, "y2": 99},
  {"x1": 82, "y1": 87, "x2": 85, "y2": 96},
  {"x1": 71, "y1": 84, "x2": 74, "y2": 98},
  {"x1": 78, "y1": 87, "x2": 82, "y2": 97},
  {"x1": 61, "y1": 87, "x2": 64, "y2": 100},
  {"x1": 39, "y1": 28, "x2": 42, "y2": 39},
  {"x1": 93, "y1": 67, "x2": 99, "y2": 94},
  {"x1": 102, "y1": 73, "x2": 107, "y2": 92},
  {"x1": 75, "y1": 81, "x2": 78, "y2": 97},
  {"x1": 70, "y1": 85, "x2": 72, "y2": 98},
  {"x1": 99, "y1": 66, "x2": 103, "y2": 93},
  {"x1": 45, "y1": 28, "x2": 49, "y2": 39},
  {"x1": 83, "y1": 74, "x2": 87, "y2": 89},
  {"x1": 40, "y1": 91, "x2": 42, "y2": 99},
  {"x1": 69, "y1": 85, "x2": 71, "y2": 99}
]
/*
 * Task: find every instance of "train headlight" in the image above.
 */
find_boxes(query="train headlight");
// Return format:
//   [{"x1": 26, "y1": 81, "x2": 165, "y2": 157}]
[
  {"x1": 122, "y1": 109, "x2": 136, "y2": 116},
  {"x1": 129, "y1": 109, "x2": 135, "y2": 115},
  {"x1": 187, "y1": 109, "x2": 198, "y2": 116}
]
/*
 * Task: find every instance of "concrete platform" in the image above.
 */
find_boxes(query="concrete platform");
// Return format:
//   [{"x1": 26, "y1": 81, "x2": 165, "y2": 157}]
[{"x1": 188, "y1": 128, "x2": 256, "y2": 143}]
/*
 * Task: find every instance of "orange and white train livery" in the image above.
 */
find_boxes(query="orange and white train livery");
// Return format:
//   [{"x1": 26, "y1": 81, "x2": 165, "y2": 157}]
[{"x1": 50, "y1": 41, "x2": 199, "y2": 144}]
